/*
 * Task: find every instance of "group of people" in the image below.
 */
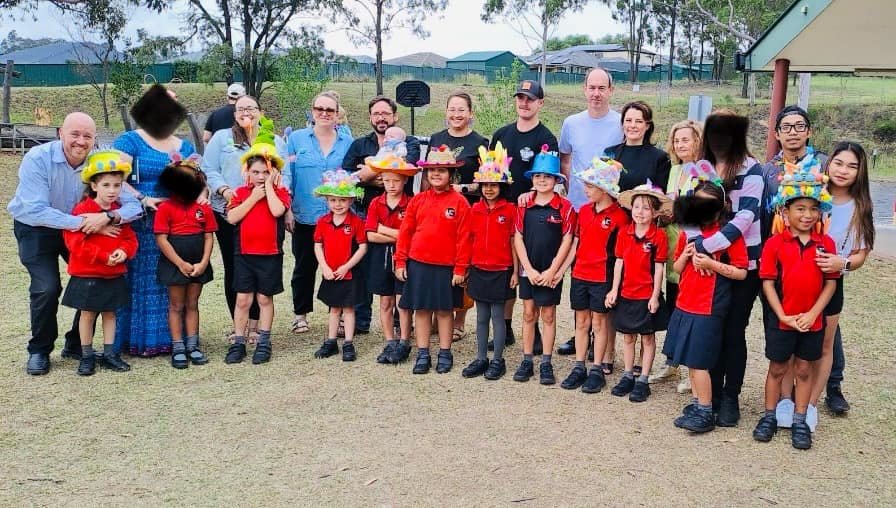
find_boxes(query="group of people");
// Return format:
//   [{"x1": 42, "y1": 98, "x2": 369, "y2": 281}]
[{"x1": 10, "y1": 68, "x2": 875, "y2": 450}]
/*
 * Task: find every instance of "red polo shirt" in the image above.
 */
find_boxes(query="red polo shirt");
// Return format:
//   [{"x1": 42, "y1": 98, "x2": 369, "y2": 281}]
[
  {"x1": 759, "y1": 229, "x2": 838, "y2": 331},
  {"x1": 64, "y1": 198, "x2": 138, "y2": 278},
  {"x1": 675, "y1": 224, "x2": 749, "y2": 316},
  {"x1": 154, "y1": 199, "x2": 217, "y2": 235},
  {"x1": 572, "y1": 201, "x2": 630, "y2": 283},
  {"x1": 229, "y1": 184, "x2": 291, "y2": 255},
  {"x1": 614, "y1": 223, "x2": 668, "y2": 299},
  {"x1": 365, "y1": 193, "x2": 410, "y2": 233},
  {"x1": 470, "y1": 198, "x2": 516, "y2": 271},
  {"x1": 395, "y1": 188, "x2": 472, "y2": 276},
  {"x1": 314, "y1": 211, "x2": 367, "y2": 280}
]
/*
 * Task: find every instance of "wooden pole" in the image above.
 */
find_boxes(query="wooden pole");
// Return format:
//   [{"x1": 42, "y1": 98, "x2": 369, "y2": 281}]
[
  {"x1": 766, "y1": 58, "x2": 790, "y2": 161},
  {"x1": 2, "y1": 60, "x2": 13, "y2": 124}
]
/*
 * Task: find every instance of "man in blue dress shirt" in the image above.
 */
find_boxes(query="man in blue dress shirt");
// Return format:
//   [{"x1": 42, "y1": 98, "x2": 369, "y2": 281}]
[{"x1": 7, "y1": 112, "x2": 143, "y2": 375}]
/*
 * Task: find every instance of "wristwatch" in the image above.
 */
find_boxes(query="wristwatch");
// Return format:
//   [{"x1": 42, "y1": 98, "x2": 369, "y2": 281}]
[
  {"x1": 104, "y1": 210, "x2": 116, "y2": 223},
  {"x1": 842, "y1": 257, "x2": 852, "y2": 273}
]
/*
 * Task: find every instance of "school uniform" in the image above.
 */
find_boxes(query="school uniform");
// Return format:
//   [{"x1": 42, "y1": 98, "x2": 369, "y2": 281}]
[
  {"x1": 467, "y1": 198, "x2": 516, "y2": 303},
  {"x1": 612, "y1": 223, "x2": 669, "y2": 334},
  {"x1": 61, "y1": 199, "x2": 139, "y2": 312},
  {"x1": 516, "y1": 192, "x2": 576, "y2": 306},
  {"x1": 229, "y1": 184, "x2": 291, "y2": 296},
  {"x1": 314, "y1": 211, "x2": 368, "y2": 307},
  {"x1": 570, "y1": 201, "x2": 629, "y2": 312},
  {"x1": 663, "y1": 224, "x2": 749, "y2": 369},
  {"x1": 154, "y1": 198, "x2": 217, "y2": 286},
  {"x1": 395, "y1": 188, "x2": 471, "y2": 311},
  {"x1": 364, "y1": 193, "x2": 410, "y2": 296},
  {"x1": 759, "y1": 230, "x2": 839, "y2": 362}
]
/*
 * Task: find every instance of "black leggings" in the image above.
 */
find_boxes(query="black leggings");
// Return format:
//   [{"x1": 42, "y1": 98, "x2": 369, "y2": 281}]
[
  {"x1": 214, "y1": 213, "x2": 259, "y2": 321},
  {"x1": 710, "y1": 269, "x2": 760, "y2": 403}
]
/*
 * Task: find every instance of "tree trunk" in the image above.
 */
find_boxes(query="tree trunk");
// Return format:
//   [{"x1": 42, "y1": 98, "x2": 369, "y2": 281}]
[
  {"x1": 221, "y1": 0, "x2": 233, "y2": 84},
  {"x1": 375, "y1": 0, "x2": 384, "y2": 96},
  {"x1": 540, "y1": 15, "x2": 547, "y2": 87},
  {"x1": 2, "y1": 60, "x2": 12, "y2": 124},
  {"x1": 741, "y1": 72, "x2": 748, "y2": 98},
  {"x1": 698, "y1": 22, "x2": 705, "y2": 81},
  {"x1": 668, "y1": 0, "x2": 677, "y2": 83}
]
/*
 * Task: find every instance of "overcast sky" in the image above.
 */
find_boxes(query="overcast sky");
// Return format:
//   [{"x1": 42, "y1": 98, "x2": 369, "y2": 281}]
[{"x1": 6, "y1": 0, "x2": 629, "y2": 59}]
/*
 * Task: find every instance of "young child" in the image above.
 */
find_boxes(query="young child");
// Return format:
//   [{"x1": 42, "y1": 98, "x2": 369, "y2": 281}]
[
  {"x1": 754, "y1": 161, "x2": 838, "y2": 450},
  {"x1": 365, "y1": 162, "x2": 418, "y2": 365},
  {"x1": 154, "y1": 154, "x2": 216, "y2": 369},
  {"x1": 461, "y1": 143, "x2": 517, "y2": 380},
  {"x1": 312, "y1": 170, "x2": 368, "y2": 361},
  {"x1": 513, "y1": 145, "x2": 576, "y2": 385},
  {"x1": 225, "y1": 140, "x2": 291, "y2": 365},
  {"x1": 62, "y1": 150, "x2": 138, "y2": 376},
  {"x1": 376, "y1": 126, "x2": 407, "y2": 160},
  {"x1": 665, "y1": 162, "x2": 748, "y2": 432},
  {"x1": 606, "y1": 180, "x2": 671, "y2": 402},
  {"x1": 394, "y1": 157, "x2": 472, "y2": 375},
  {"x1": 558, "y1": 157, "x2": 628, "y2": 393}
]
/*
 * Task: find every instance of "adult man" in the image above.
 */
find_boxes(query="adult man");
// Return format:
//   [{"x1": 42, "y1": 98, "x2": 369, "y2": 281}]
[
  {"x1": 490, "y1": 80, "x2": 559, "y2": 353},
  {"x1": 203, "y1": 83, "x2": 246, "y2": 142},
  {"x1": 8, "y1": 112, "x2": 143, "y2": 375},
  {"x1": 556, "y1": 67, "x2": 623, "y2": 357},
  {"x1": 342, "y1": 96, "x2": 421, "y2": 334}
]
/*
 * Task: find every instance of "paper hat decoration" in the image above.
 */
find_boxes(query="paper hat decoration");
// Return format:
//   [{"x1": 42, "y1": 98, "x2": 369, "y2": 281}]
[
  {"x1": 81, "y1": 149, "x2": 133, "y2": 183},
  {"x1": 681, "y1": 160, "x2": 724, "y2": 194},
  {"x1": 618, "y1": 179, "x2": 674, "y2": 217},
  {"x1": 574, "y1": 157, "x2": 623, "y2": 197},
  {"x1": 313, "y1": 169, "x2": 364, "y2": 199},
  {"x1": 524, "y1": 144, "x2": 565, "y2": 183},
  {"x1": 159, "y1": 153, "x2": 206, "y2": 202},
  {"x1": 240, "y1": 117, "x2": 284, "y2": 171},
  {"x1": 473, "y1": 142, "x2": 513, "y2": 184},
  {"x1": 417, "y1": 144, "x2": 465, "y2": 169},
  {"x1": 771, "y1": 156, "x2": 832, "y2": 212}
]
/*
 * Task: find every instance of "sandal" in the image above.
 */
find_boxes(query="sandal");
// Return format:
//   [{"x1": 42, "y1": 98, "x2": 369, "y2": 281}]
[
  {"x1": 601, "y1": 362, "x2": 614, "y2": 375},
  {"x1": 451, "y1": 327, "x2": 466, "y2": 342},
  {"x1": 248, "y1": 329, "x2": 260, "y2": 346},
  {"x1": 290, "y1": 315, "x2": 310, "y2": 334}
]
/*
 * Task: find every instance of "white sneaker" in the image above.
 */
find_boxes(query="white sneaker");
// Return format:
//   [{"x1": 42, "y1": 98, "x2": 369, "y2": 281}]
[
  {"x1": 676, "y1": 376, "x2": 691, "y2": 394},
  {"x1": 649, "y1": 364, "x2": 679, "y2": 383},
  {"x1": 776, "y1": 398, "x2": 794, "y2": 428},
  {"x1": 807, "y1": 404, "x2": 818, "y2": 432}
]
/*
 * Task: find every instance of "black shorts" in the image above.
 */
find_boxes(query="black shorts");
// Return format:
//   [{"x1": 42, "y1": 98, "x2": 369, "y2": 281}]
[
  {"x1": 233, "y1": 253, "x2": 284, "y2": 296},
  {"x1": 467, "y1": 267, "x2": 514, "y2": 303},
  {"x1": 612, "y1": 296, "x2": 669, "y2": 335},
  {"x1": 569, "y1": 278, "x2": 611, "y2": 312},
  {"x1": 367, "y1": 243, "x2": 400, "y2": 296},
  {"x1": 518, "y1": 276, "x2": 562, "y2": 307},
  {"x1": 318, "y1": 278, "x2": 360, "y2": 308},
  {"x1": 824, "y1": 277, "x2": 844, "y2": 316},
  {"x1": 765, "y1": 327, "x2": 824, "y2": 362},
  {"x1": 62, "y1": 276, "x2": 129, "y2": 312}
]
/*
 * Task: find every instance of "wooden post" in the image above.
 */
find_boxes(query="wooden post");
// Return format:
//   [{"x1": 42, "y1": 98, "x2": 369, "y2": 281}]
[
  {"x1": 3, "y1": 60, "x2": 13, "y2": 124},
  {"x1": 119, "y1": 104, "x2": 132, "y2": 131},
  {"x1": 766, "y1": 58, "x2": 790, "y2": 161}
]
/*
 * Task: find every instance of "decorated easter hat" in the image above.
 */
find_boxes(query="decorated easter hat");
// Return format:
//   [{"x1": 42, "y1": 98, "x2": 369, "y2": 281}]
[
  {"x1": 313, "y1": 169, "x2": 364, "y2": 199},
  {"x1": 574, "y1": 157, "x2": 623, "y2": 197},
  {"x1": 240, "y1": 116, "x2": 284, "y2": 171},
  {"x1": 674, "y1": 160, "x2": 727, "y2": 226},
  {"x1": 680, "y1": 159, "x2": 724, "y2": 196},
  {"x1": 618, "y1": 179, "x2": 674, "y2": 217},
  {"x1": 771, "y1": 156, "x2": 832, "y2": 212},
  {"x1": 81, "y1": 149, "x2": 133, "y2": 183},
  {"x1": 473, "y1": 142, "x2": 513, "y2": 184},
  {"x1": 366, "y1": 153, "x2": 420, "y2": 177},
  {"x1": 417, "y1": 144, "x2": 465, "y2": 170},
  {"x1": 524, "y1": 144, "x2": 565, "y2": 184},
  {"x1": 159, "y1": 153, "x2": 206, "y2": 202}
]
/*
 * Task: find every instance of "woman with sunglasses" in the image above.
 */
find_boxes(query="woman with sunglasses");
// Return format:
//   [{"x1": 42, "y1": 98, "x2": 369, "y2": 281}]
[
  {"x1": 285, "y1": 91, "x2": 354, "y2": 334},
  {"x1": 203, "y1": 95, "x2": 290, "y2": 343}
]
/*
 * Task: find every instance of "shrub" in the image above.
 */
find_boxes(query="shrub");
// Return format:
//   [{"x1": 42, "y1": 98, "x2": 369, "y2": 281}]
[{"x1": 873, "y1": 118, "x2": 896, "y2": 142}]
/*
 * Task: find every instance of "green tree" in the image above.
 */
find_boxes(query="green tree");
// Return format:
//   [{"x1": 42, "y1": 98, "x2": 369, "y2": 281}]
[
  {"x1": 602, "y1": 0, "x2": 655, "y2": 85},
  {"x1": 595, "y1": 33, "x2": 629, "y2": 45},
  {"x1": 273, "y1": 47, "x2": 330, "y2": 130},
  {"x1": 474, "y1": 59, "x2": 523, "y2": 136},
  {"x1": 543, "y1": 33, "x2": 593, "y2": 51},
  {"x1": 0, "y1": 31, "x2": 66, "y2": 53}
]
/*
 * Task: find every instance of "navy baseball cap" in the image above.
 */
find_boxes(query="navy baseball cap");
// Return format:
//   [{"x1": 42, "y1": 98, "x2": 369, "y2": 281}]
[{"x1": 514, "y1": 80, "x2": 544, "y2": 100}]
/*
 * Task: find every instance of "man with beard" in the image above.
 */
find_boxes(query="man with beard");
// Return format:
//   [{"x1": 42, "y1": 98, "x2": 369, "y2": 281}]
[
  {"x1": 342, "y1": 96, "x2": 421, "y2": 335},
  {"x1": 8, "y1": 112, "x2": 143, "y2": 374}
]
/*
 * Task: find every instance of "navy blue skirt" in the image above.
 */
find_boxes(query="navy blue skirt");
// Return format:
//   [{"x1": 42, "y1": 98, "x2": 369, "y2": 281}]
[
  {"x1": 662, "y1": 308, "x2": 723, "y2": 370},
  {"x1": 612, "y1": 295, "x2": 668, "y2": 334},
  {"x1": 399, "y1": 259, "x2": 462, "y2": 311},
  {"x1": 467, "y1": 266, "x2": 513, "y2": 303},
  {"x1": 63, "y1": 275, "x2": 130, "y2": 312},
  {"x1": 157, "y1": 233, "x2": 213, "y2": 286},
  {"x1": 318, "y1": 278, "x2": 361, "y2": 308}
]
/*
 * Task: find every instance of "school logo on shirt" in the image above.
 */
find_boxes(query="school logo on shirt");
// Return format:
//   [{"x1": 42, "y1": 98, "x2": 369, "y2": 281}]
[
  {"x1": 519, "y1": 146, "x2": 534, "y2": 162},
  {"x1": 445, "y1": 208, "x2": 456, "y2": 219},
  {"x1": 398, "y1": 210, "x2": 406, "y2": 220},
  {"x1": 497, "y1": 215, "x2": 507, "y2": 224},
  {"x1": 195, "y1": 208, "x2": 205, "y2": 223},
  {"x1": 601, "y1": 217, "x2": 612, "y2": 229},
  {"x1": 642, "y1": 241, "x2": 654, "y2": 253},
  {"x1": 546, "y1": 213, "x2": 562, "y2": 224},
  {"x1": 343, "y1": 225, "x2": 353, "y2": 235}
]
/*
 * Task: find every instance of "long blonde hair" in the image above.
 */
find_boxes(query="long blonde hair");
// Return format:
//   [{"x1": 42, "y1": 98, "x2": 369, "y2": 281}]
[{"x1": 665, "y1": 120, "x2": 703, "y2": 165}]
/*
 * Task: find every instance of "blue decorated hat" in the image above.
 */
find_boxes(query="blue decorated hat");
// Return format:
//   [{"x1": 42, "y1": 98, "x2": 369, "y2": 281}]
[
  {"x1": 524, "y1": 144, "x2": 565, "y2": 184},
  {"x1": 771, "y1": 156, "x2": 832, "y2": 212}
]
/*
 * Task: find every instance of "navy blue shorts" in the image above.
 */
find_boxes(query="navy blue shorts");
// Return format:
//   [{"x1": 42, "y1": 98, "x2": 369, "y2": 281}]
[
  {"x1": 518, "y1": 276, "x2": 562, "y2": 307},
  {"x1": 233, "y1": 253, "x2": 283, "y2": 296},
  {"x1": 765, "y1": 327, "x2": 824, "y2": 362},
  {"x1": 569, "y1": 278, "x2": 611, "y2": 312}
]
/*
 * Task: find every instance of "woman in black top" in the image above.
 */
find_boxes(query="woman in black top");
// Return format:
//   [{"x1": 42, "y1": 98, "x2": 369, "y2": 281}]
[
  {"x1": 605, "y1": 101, "x2": 671, "y2": 192},
  {"x1": 425, "y1": 92, "x2": 490, "y2": 205}
]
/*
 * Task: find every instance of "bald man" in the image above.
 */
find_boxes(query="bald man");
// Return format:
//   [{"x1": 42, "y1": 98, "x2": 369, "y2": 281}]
[{"x1": 8, "y1": 112, "x2": 143, "y2": 375}]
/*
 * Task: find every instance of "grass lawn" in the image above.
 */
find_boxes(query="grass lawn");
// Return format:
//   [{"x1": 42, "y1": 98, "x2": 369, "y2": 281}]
[{"x1": 1, "y1": 152, "x2": 895, "y2": 505}]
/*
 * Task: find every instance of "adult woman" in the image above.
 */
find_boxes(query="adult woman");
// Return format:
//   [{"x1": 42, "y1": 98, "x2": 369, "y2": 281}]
[
  {"x1": 202, "y1": 95, "x2": 289, "y2": 342},
  {"x1": 425, "y1": 92, "x2": 489, "y2": 340},
  {"x1": 694, "y1": 109, "x2": 764, "y2": 426},
  {"x1": 606, "y1": 101, "x2": 671, "y2": 192},
  {"x1": 287, "y1": 91, "x2": 354, "y2": 334},
  {"x1": 113, "y1": 84, "x2": 196, "y2": 356}
]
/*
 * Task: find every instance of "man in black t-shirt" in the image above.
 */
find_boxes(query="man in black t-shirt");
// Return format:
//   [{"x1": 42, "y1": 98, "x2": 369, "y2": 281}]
[{"x1": 203, "y1": 83, "x2": 246, "y2": 142}]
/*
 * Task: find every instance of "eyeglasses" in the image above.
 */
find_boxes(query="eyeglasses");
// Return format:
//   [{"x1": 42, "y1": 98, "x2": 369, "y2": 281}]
[
  {"x1": 778, "y1": 123, "x2": 808, "y2": 133},
  {"x1": 313, "y1": 106, "x2": 337, "y2": 114},
  {"x1": 236, "y1": 106, "x2": 259, "y2": 113},
  {"x1": 370, "y1": 111, "x2": 393, "y2": 118}
]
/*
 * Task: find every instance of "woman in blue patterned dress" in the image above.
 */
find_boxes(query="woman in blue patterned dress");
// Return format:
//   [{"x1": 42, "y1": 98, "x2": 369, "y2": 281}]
[{"x1": 114, "y1": 85, "x2": 196, "y2": 356}]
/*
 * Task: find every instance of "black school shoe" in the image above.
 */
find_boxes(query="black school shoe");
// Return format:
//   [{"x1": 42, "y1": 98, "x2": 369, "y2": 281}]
[
  {"x1": 77, "y1": 354, "x2": 96, "y2": 376},
  {"x1": 484, "y1": 358, "x2": 506, "y2": 380},
  {"x1": 462, "y1": 358, "x2": 489, "y2": 378},
  {"x1": 716, "y1": 394, "x2": 741, "y2": 427},
  {"x1": 436, "y1": 350, "x2": 453, "y2": 374},
  {"x1": 376, "y1": 342, "x2": 397, "y2": 364},
  {"x1": 791, "y1": 421, "x2": 812, "y2": 450},
  {"x1": 388, "y1": 342, "x2": 413, "y2": 364},
  {"x1": 100, "y1": 352, "x2": 130, "y2": 372},
  {"x1": 557, "y1": 338, "x2": 576, "y2": 355},
  {"x1": 188, "y1": 347, "x2": 209, "y2": 365},
  {"x1": 611, "y1": 376, "x2": 635, "y2": 397},
  {"x1": 539, "y1": 362, "x2": 556, "y2": 385},
  {"x1": 225, "y1": 343, "x2": 246, "y2": 364},
  {"x1": 629, "y1": 380, "x2": 651, "y2": 402},
  {"x1": 826, "y1": 385, "x2": 851, "y2": 414},
  {"x1": 314, "y1": 339, "x2": 339, "y2": 359},
  {"x1": 561, "y1": 366, "x2": 587, "y2": 390},
  {"x1": 513, "y1": 359, "x2": 534, "y2": 382},
  {"x1": 342, "y1": 342, "x2": 356, "y2": 362},
  {"x1": 171, "y1": 351, "x2": 189, "y2": 369},
  {"x1": 581, "y1": 368, "x2": 606, "y2": 394},
  {"x1": 752, "y1": 413, "x2": 778, "y2": 442},
  {"x1": 412, "y1": 351, "x2": 431, "y2": 374},
  {"x1": 60, "y1": 347, "x2": 82, "y2": 360},
  {"x1": 252, "y1": 343, "x2": 272, "y2": 364},
  {"x1": 27, "y1": 353, "x2": 50, "y2": 375},
  {"x1": 674, "y1": 408, "x2": 715, "y2": 433}
]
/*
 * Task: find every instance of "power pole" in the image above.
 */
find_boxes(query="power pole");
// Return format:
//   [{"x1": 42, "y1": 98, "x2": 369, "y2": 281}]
[{"x1": 668, "y1": 0, "x2": 677, "y2": 84}]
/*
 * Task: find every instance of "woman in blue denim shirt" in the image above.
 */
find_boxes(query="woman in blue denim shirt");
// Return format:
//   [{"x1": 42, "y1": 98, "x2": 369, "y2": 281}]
[
  {"x1": 286, "y1": 91, "x2": 354, "y2": 334},
  {"x1": 202, "y1": 95, "x2": 290, "y2": 342}
]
